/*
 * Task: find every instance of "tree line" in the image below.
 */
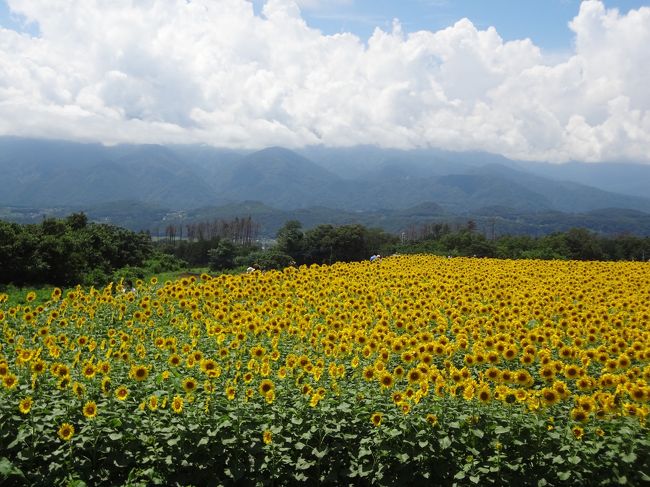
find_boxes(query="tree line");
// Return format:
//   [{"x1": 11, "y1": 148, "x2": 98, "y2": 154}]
[
  {"x1": 0, "y1": 213, "x2": 153, "y2": 286},
  {"x1": 393, "y1": 221, "x2": 650, "y2": 262},
  {"x1": 2, "y1": 214, "x2": 648, "y2": 287}
]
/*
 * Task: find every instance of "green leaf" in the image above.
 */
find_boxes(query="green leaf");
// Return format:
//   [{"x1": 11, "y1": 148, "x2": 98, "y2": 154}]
[
  {"x1": 0, "y1": 457, "x2": 25, "y2": 479},
  {"x1": 552, "y1": 455, "x2": 565, "y2": 465},
  {"x1": 621, "y1": 452, "x2": 637, "y2": 464},
  {"x1": 558, "y1": 471, "x2": 571, "y2": 481},
  {"x1": 295, "y1": 457, "x2": 315, "y2": 471},
  {"x1": 337, "y1": 402, "x2": 352, "y2": 413},
  {"x1": 439, "y1": 436, "x2": 452, "y2": 450},
  {"x1": 568, "y1": 455, "x2": 581, "y2": 465},
  {"x1": 617, "y1": 476, "x2": 628, "y2": 485},
  {"x1": 108, "y1": 433, "x2": 123, "y2": 441},
  {"x1": 312, "y1": 448, "x2": 328, "y2": 459},
  {"x1": 470, "y1": 475, "x2": 481, "y2": 484},
  {"x1": 494, "y1": 426, "x2": 510, "y2": 434},
  {"x1": 294, "y1": 441, "x2": 306, "y2": 451},
  {"x1": 197, "y1": 437, "x2": 209, "y2": 447},
  {"x1": 472, "y1": 429, "x2": 484, "y2": 439},
  {"x1": 358, "y1": 447, "x2": 372, "y2": 458},
  {"x1": 454, "y1": 471, "x2": 466, "y2": 480},
  {"x1": 537, "y1": 478, "x2": 548, "y2": 487}
]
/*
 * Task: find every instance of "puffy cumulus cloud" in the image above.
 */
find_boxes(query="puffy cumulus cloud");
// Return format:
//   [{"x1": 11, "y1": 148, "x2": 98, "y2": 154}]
[{"x1": 0, "y1": 0, "x2": 649, "y2": 162}]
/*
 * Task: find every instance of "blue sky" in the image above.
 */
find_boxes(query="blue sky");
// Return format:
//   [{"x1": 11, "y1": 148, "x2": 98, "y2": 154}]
[
  {"x1": 249, "y1": 0, "x2": 649, "y2": 51},
  {"x1": 3, "y1": 1, "x2": 648, "y2": 50}
]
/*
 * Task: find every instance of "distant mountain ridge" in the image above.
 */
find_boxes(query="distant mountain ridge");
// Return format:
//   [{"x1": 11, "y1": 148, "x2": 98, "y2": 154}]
[{"x1": 1, "y1": 136, "x2": 650, "y2": 218}]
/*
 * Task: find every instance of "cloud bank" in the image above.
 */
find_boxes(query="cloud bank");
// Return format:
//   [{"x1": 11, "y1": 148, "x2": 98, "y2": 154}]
[{"x1": 1, "y1": 0, "x2": 649, "y2": 162}]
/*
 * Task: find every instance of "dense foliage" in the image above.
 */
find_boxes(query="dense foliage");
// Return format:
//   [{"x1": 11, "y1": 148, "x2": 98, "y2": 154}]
[
  {"x1": 275, "y1": 221, "x2": 398, "y2": 265},
  {"x1": 2, "y1": 214, "x2": 648, "y2": 289},
  {"x1": 1, "y1": 256, "x2": 648, "y2": 485},
  {"x1": 391, "y1": 225, "x2": 649, "y2": 262},
  {"x1": 0, "y1": 214, "x2": 153, "y2": 287}
]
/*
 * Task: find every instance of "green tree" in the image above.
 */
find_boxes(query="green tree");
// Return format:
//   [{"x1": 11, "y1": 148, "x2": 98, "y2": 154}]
[
  {"x1": 208, "y1": 240, "x2": 237, "y2": 271},
  {"x1": 275, "y1": 220, "x2": 305, "y2": 261},
  {"x1": 563, "y1": 228, "x2": 603, "y2": 260}
]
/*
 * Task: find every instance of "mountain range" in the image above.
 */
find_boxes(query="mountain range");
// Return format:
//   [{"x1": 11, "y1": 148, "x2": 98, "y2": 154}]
[{"x1": 1, "y1": 136, "x2": 649, "y2": 236}]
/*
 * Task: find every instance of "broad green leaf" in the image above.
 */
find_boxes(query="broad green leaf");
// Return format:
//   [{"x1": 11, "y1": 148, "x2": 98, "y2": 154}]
[
  {"x1": 439, "y1": 436, "x2": 452, "y2": 449},
  {"x1": 621, "y1": 453, "x2": 637, "y2": 464},
  {"x1": 568, "y1": 455, "x2": 581, "y2": 465}
]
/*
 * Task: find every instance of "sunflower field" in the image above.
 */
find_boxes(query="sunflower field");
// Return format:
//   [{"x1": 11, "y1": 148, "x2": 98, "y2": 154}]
[{"x1": 1, "y1": 255, "x2": 649, "y2": 486}]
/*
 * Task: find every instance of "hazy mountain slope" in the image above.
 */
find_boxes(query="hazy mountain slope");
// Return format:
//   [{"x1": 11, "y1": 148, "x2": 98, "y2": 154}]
[
  {"x1": 217, "y1": 147, "x2": 345, "y2": 209},
  {"x1": 0, "y1": 138, "x2": 220, "y2": 208},
  {"x1": 2, "y1": 137, "x2": 650, "y2": 214},
  {"x1": 468, "y1": 164, "x2": 650, "y2": 213},
  {"x1": 517, "y1": 161, "x2": 650, "y2": 199}
]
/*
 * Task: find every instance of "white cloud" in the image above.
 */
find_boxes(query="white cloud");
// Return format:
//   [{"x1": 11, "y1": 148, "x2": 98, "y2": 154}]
[{"x1": 0, "y1": 0, "x2": 649, "y2": 162}]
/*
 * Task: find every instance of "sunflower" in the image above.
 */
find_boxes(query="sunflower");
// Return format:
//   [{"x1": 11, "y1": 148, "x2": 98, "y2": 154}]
[
  {"x1": 19, "y1": 396, "x2": 33, "y2": 415},
  {"x1": 477, "y1": 386, "x2": 491, "y2": 403},
  {"x1": 407, "y1": 369, "x2": 422, "y2": 384},
  {"x1": 73, "y1": 382, "x2": 85, "y2": 398},
  {"x1": 200, "y1": 359, "x2": 218, "y2": 374},
  {"x1": 541, "y1": 388, "x2": 560, "y2": 406},
  {"x1": 362, "y1": 366, "x2": 375, "y2": 381},
  {"x1": 265, "y1": 390, "x2": 276, "y2": 404},
  {"x1": 115, "y1": 385, "x2": 129, "y2": 401},
  {"x1": 258, "y1": 379, "x2": 274, "y2": 396},
  {"x1": 83, "y1": 401, "x2": 97, "y2": 419},
  {"x1": 171, "y1": 395, "x2": 184, "y2": 414},
  {"x1": 148, "y1": 395, "x2": 159, "y2": 411},
  {"x1": 82, "y1": 363, "x2": 96, "y2": 379},
  {"x1": 380, "y1": 372, "x2": 394, "y2": 389},
  {"x1": 168, "y1": 354, "x2": 182, "y2": 367},
  {"x1": 515, "y1": 370, "x2": 532, "y2": 386},
  {"x1": 309, "y1": 392, "x2": 322, "y2": 408},
  {"x1": 56, "y1": 364, "x2": 70, "y2": 378},
  {"x1": 2, "y1": 374, "x2": 18, "y2": 390},
  {"x1": 130, "y1": 364, "x2": 149, "y2": 382},
  {"x1": 503, "y1": 347, "x2": 517, "y2": 360},
  {"x1": 101, "y1": 377, "x2": 111, "y2": 394},
  {"x1": 182, "y1": 377, "x2": 198, "y2": 393},
  {"x1": 564, "y1": 365, "x2": 580, "y2": 380},
  {"x1": 485, "y1": 367, "x2": 501, "y2": 382},
  {"x1": 58, "y1": 423, "x2": 75, "y2": 442},
  {"x1": 263, "y1": 430, "x2": 273, "y2": 445},
  {"x1": 571, "y1": 408, "x2": 589, "y2": 422},
  {"x1": 425, "y1": 413, "x2": 438, "y2": 427},
  {"x1": 226, "y1": 386, "x2": 236, "y2": 401},
  {"x1": 572, "y1": 426, "x2": 584, "y2": 439},
  {"x1": 539, "y1": 365, "x2": 555, "y2": 381},
  {"x1": 370, "y1": 412, "x2": 383, "y2": 427}
]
